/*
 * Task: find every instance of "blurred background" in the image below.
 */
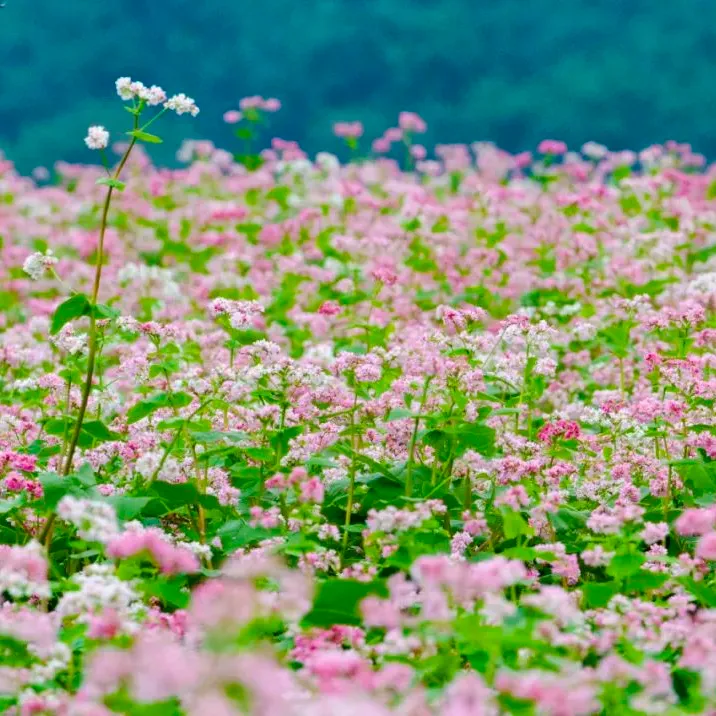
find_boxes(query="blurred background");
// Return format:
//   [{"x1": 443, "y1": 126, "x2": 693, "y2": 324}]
[{"x1": 1, "y1": 0, "x2": 716, "y2": 172}]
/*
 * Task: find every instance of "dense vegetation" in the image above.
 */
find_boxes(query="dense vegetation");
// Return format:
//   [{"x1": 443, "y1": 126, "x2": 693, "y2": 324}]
[
  {"x1": 3, "y1": 77, "x2": 716, "y2": 712},
  {"x1": 3, "y1": 0, "x2": 716, "y2": 170}
]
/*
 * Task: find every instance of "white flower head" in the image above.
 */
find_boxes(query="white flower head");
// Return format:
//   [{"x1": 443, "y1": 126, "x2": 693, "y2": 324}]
[
  {"x1": 84, "y1": 126, "x2": 109, "y2": 150},
  {"x1": 23, "y1": 250, "x2": 58, "y2": 281},
  {"x1": 165, "y1": 93, "x2": 200, "y2": 117},
  {"x1": 116, "y1": 76, "x2": 134, "y2": 100}
]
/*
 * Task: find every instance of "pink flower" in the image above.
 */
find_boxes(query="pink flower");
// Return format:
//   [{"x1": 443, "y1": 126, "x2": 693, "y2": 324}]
[
  {"x1": 223, "y1": 110, "x2": 242, "y2": 124},
  {"x1": 106, "y1": 528, "x2": 200, "y2": 574},
  {"x1": 538, "y1": 139, "x2": 567, "y2": 154},
  {"x1": 675, "y1": 507, "x2": 716, "y2": 536},
  {"x1": 333, "y1": 122, "x2": 364, "y2": 139},
  {"x1": 263, "y1": 97, "x2": 282, "y2": 112},
  {"x1": 696, "y1": 532, "x2": 716, "y2": 561},
  {"x1": 318, "y1": 301, "x2": 341, "y2": 316},
  {"x1": 370, "y1": 265, "x2": 398, "y2": 286},
  {"x1": 398, "y1": 111, "x2": 427, "y2": 134},
  {"x1": 641, "y1": 522, "x2": 669, "y2": 545},
  {"x1": 410, "y1": 144, "x2": 427, "y2": 160},
  {"x1": 299, "y1": 477, "x2": 325, "y2": 504},
  {"x1": 87, "y1": 609, "x2": 122, "y2": 640}
]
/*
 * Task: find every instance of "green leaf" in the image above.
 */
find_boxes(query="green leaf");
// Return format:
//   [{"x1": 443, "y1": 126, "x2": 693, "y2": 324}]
[
  {"x1": 598, "y1": 321, "x2": 634, "y2": 359},
  {"x1": 75, "y1": 462, "x2": 96, "y2": 487},
  {"x1": 607, "y1": 553, "x2": 646, "y2": 579},
  {"x1": 385, "y1": 408, "x2": 415, "y2": 421},
  {"x1": 302, "y1": 579, "x2": 388, "y2": 627},
  {"x1": 151, "y1": 481, "x2": 200, "y2": 507},
  {"x1": 128, "y1": 129, "x2": 163, "y2": 144},
  {"x1": 421, "y1": 429, "x2": 453, "y2": 462},
  {"x1": 672, "y1": 458, "x2": 716, "y2": 497},
  {"x1": 82, "y1": 420, "x2": 121, "y2": 442},
  {"x1": 144, "y1": 576, "x2": 190, "y2": 609},
  {"x1": 92, "y1": 303, "x2": 121, "y2": 319},
  {"x1": 95, "y1": 177, "x2": 126, "y2": 191},
  {"x1": 126, "y1": 400, "x2": 156, "y2": 424},
  {"x1": 38, "y1": 472, "x2": 87, "y2": 508},
  {"x1": 0, "y1": 496, "x2": 25, "y2": 514},
  {"x1": 51, "y1": 294, "x2": 91, "y2": 334},
  {"x1": 501, "y1": 508, "x2": 533, "y2": 540},
  {"x1": 626, "y1": 571, "x2": 668, "y2": 592},
  {"x1": 501, "y1": 546, "x2": 542, "y2": 560},
  {"x1": 217, "y1": 521, "x2": 279, "y2": 551},
  {"x1": 126, "y1": 392, "x2": 193, "y2": 424},
  {"x1": 582, "y1": 581, "x2": 620, "y2": 608},
  {"x1": 190, "y1": 430, "x2": 247, "y2": 443},
  {"x1": 455, "y1": 424, "x2": 496, "y2": 457},
  {"x1": 43, "y1": 417, "x2": 74, "y2": 436},
  {"x1": 679, "y1": 577, "x2": 716, "y2": 607},
  {"x1": 549, "y1": 507, "x2": 588, "y2": 533},
  {"x1": 108, "y1": 496, "x2": 152, "y2": 521}
]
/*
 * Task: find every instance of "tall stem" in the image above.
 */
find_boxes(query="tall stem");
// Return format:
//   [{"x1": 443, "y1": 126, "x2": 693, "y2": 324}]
[
  {"x1": 62, "y1": 136, "x2": 137, "y2": 477},
  {"x1": 405, "y1": 376, "x2": 431, "y2": 498},
  {"x1": 341, "y1": 392, "x2": 359, "y2": 566},
  {"x1": 41, "y1": 134, "x2": 137, "y2": 549}
]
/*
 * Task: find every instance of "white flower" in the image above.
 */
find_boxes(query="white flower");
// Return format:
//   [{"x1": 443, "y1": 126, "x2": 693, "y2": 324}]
[
  {"x1": 22, "y1": 250, "x2": 58, "y2": 280},
  {"x1": 165, "y1": 93, "x2": 200, "y2": 117},
  {"x1": 57, "y1": 496, "x2": 119, "y2": 544},
  {"x1": 84, "y1": 126, "x2": 109, "y2": 150},
  {"x1": 56, "y1": 564, "x2": 142, "y2": 625},
  {"x1": 116, "y1": 76, "x2": 134, "y2": 100},
  {"x1": 142, "y1": 84, "x2": 167, "y2": 106},
  {"x1": 51, "y1": 325, "x2": 88, "y2": 355}
]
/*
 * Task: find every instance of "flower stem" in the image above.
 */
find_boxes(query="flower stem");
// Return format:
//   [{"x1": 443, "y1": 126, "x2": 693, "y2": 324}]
[{"x1": 62, "y1": 134, "x2": 137, "y2": 477}]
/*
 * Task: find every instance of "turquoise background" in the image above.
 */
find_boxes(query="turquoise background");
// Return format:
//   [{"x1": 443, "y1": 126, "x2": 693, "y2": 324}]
[{"x1": 1, "y1": 1, "x2": 715, "y2": 170}]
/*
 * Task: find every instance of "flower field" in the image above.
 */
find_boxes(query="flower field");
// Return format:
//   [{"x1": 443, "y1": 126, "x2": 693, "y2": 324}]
[{"x1": 3, "y1": 82, "x2": 716, "y2": 714}]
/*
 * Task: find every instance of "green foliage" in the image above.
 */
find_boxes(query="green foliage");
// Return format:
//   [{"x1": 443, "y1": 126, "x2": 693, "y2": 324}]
[{"x1": 302, "y1": 578, "x2": 388, "y2": 627}]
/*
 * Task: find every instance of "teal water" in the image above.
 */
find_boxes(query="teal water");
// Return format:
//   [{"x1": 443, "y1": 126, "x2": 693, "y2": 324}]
[{"x1": 1, "y1": 0, "x2": 715, "y2": 170}]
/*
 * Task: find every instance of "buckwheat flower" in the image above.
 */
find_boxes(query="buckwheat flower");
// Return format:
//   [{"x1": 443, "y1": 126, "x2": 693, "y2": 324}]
[
  {"x1": 84, "y1": 125, "x2": 109, "y2": 150},
  {"x1": 440, "y1": 672, "x2": 499, "y2": 716},
  {"x1": 115, "y1": 76, "x2": 134, "y2": 100},
  {"x1": 139, "y1": 84, "x2": 167, "y2": 106},
  {"x1": 675, "y1": 507, "x2": 716, "y2": 536},
  {"x1": 22, "y1": 250, "x2": 58, "y2": 280},
  {"x1": 240, "y1": 95, "x2": 263, "y2": 110},
  {"x1": 450, "y1": 531, "x2": 473, "y2": 560},
  {"x1": 32, "y1": 166, "x2": 50, "y2": 181},
  {"x1": 398, "y1": 111, "x2": 427, "y2": 134},
  {"x1": 165, "y1": 93, "x2": 200, "y2": 117},
  {"x1": 581, "y1": 545, "x2": 614, "y2": 567},
  {"x1": 333, "y1": 121, "x2": 364, "y2": 139},
  {"x1": 57, "y1": 496, "x2": 119, "y2": 544},
  {"x1": 582, "y1": 141, "x2": 608, "y2": 159},
  {"x1": 223, "y1": 110, "x2": 242, "y2": 124},
  {"x1": 0, "y1": 541, "x2": 49, "y2": 599},
  {"x1": 696, "y1": 532, "x2": 716, "y2": 561},
  {"x1": 51, "y1": 324, "x2": 88, "y2": 355},
  {"x1": 318, "y1": 300, "x2": 341, "y2": 316},
  {"x1": 538, "y1": 139, "x2": 568, "y2": 154},
  {"x1": 370, "y1": 265, "x2": 398, "y2": 286},
  {"x1": 299, "y1": 477, "x2": 324, "y2": 504},
  {"x1": 641, "y1": 521, "x2": 669, "y2": 545},
  {"x1": 481, "y1": 592, "x2": 517, "y2": 626}
]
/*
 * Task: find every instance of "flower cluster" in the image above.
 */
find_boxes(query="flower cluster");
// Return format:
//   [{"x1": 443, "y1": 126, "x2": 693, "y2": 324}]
[{"x1": 4, "y1": 83, "x2": 716, "y2": 713}]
